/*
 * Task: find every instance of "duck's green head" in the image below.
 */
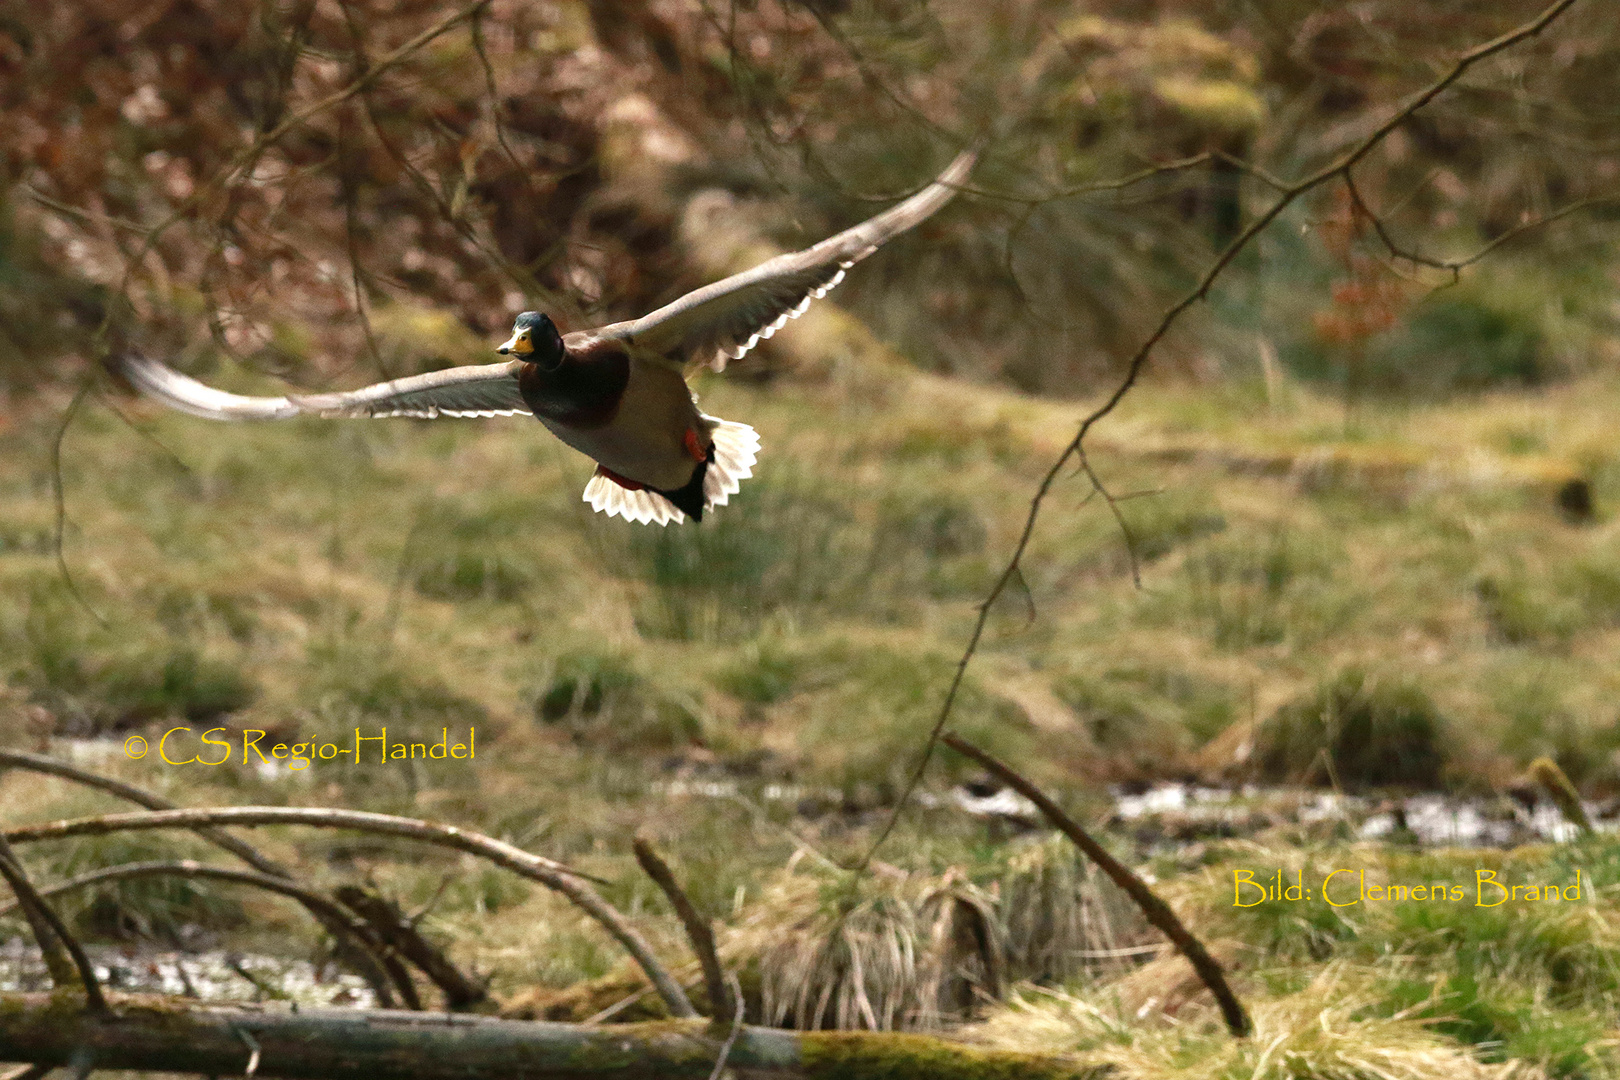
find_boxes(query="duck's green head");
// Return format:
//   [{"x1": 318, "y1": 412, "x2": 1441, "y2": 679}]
[{"x1": 498, "y1": 312, "x2": 564, "y2": 368}]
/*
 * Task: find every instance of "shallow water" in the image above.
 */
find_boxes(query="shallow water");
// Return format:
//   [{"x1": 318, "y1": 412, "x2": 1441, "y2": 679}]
[
  {"x1": 0, "y1": 936, "x2": 376, "y2": 1006},
  {"x1": 1112, "y1": 782, "x2": 1611, "y2": 848}
]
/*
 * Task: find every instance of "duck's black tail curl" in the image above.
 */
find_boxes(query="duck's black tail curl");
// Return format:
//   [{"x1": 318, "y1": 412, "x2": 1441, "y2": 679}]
[{"x1": 655, "y1": 449, "x2": 712, "y2": 522}]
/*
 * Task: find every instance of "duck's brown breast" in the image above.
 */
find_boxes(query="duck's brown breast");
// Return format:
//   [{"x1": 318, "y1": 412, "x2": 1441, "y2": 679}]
[{"x1": 518, "y1": 343, "x2": 631, "y2": 428}]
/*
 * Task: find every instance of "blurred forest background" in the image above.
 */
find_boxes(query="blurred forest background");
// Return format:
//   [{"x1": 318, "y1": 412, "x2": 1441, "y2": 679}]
[{"x1": 3, "y1": 0, "x2": 1620, "y2": 1077}]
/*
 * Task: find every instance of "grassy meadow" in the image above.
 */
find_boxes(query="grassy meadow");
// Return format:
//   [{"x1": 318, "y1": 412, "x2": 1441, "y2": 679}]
[
  {"x1": 3, "y1": 264, "x2": 1620, "y2": 1075},
  {"x1": 3, "y1": 0, "x2": 1620, "y2": 1074}
]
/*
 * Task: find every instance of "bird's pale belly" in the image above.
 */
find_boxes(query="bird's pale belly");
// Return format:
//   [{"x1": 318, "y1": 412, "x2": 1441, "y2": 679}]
[{"x1": 540, "y1": 363, "x2": 709, "y2": 490}]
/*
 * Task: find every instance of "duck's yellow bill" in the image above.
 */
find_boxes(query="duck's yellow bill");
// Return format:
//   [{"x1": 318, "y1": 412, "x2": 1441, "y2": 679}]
[{"x1": 499, "y1": 332, "x2": 533, "y2": 355}]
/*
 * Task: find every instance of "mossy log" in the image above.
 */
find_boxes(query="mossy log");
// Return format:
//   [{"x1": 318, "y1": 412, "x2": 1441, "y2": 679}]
[{"x1": 0, "y1": 992, "x2": 1101, "y2": 1080}]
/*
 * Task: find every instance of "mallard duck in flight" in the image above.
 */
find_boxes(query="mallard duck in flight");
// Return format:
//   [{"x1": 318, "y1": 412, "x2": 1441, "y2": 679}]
[{"x1": 119, "y1": 150, "x2": 976, "y2": 525}]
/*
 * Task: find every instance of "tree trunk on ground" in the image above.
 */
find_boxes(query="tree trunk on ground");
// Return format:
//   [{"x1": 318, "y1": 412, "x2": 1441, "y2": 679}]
[{"x1": 0, "y1": 992, "x2": 1101, "y2": 1080}]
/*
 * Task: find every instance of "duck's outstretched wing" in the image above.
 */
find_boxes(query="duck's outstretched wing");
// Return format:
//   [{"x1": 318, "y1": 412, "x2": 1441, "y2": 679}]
[
  {"x1": 117, "y1": 354, "x2": 529, "y2": 420},
  {"x1": 592, "y1": 148, "x2": 976, "y2": 374}
]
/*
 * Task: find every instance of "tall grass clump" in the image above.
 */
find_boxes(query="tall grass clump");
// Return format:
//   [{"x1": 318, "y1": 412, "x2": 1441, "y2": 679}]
[
  {"x1": 995, "y1": 833, "x2": 1153, "y2": 986},
  {"x1": 1050, "y1": 669, "x2": 1213, "y2": 779},
  {"x1": 533, "y1": 646, "x2": 707, "y2": 752},
  {"x1": 1253, "y1": 669, "x2": 1447, "y2": 790},
  {"x1": 731, "y1": 868, "x2": 1002, "y2": 1031}
]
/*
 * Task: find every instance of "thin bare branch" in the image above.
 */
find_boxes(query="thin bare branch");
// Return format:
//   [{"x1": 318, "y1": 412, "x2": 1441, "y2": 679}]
[
  {"x1": 0, "y1": 750, "x2": 290, "y2": 878},
  {"x1": 0, "y1": 834, "x2": 106, "y2": 1012},
  {"x1": 633, "y1": 835, "x2": 731, "y2": 1025},
  {"x1": 0, "y1": 859, "x2": 413, "y2": 1009},
  {"x1": 48, "y1": 375, "x2": 107, "y2": 628},
  {"x1": 333, "y1": 886, "x2": 486, "y2": 1010},
  {"x1": 98, "y1": 0, "x2": 494, "y2": 340},
  {"x1": 1346, "y1": 171, "x2": 1619, "y2": 280},
  {"x1": 1076, "y1": 447, "x2": 1141, "y2": 588},
  {"x1": 988, "y1": 152, "x2": 1215, "y2": 205},
  {"x1": 3, "y1": 806, "x2": 696, "y2": 1019},
  {"x1": 1212, "y1": 149, "x2": 1289, "y2": 195},
  {"x1": 20, "y1": 186, "x2": 150, "y2": 235},
  {"x1": 941, "y1": 732, "x2": 1249, "y2": 1037},
  {"x1": 0, "y1": 751, "x2": 417, "y2": 1004},
  {"x1": 348, "y1": 67, "x2": 564, "y2": 315},
  {"x1": 582, "y1": 985, "x2": 653, "y2": 1025},
  {"x1": 843, "y1": 151, "x2": 1219, "y2": 210},
  {"x1": 95, "y1": 387, "x2": 197, "y2": 475},
  {"x1": 797, "y1": 5, "x2": 960, "y2": 148},
  {"x1": 468, "y1": 9, "x2": 532, "y2": 190},
  {"x1": 335, "y1": 112, "x2": 392, "y2": 381},
  {"x1": 707, "y1": 972, "x2": 745, "y2": 1080},
  {"x1": 0, "y1": 854, "x2": 74, "y2": 988},
  {"x1": 855, "y1": 0, "x2": 1584, "y2": 876}
]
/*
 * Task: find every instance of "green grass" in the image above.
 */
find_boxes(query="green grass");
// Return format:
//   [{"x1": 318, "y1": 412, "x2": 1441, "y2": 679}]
[
  {"x1": 9, "y1": 341, "x2": 1620, "y2": 800},
  {"x1": 4, "y1": 288, "x2": 1620, "y2": 1070},
  {"x1": 1252, "y1": 669, "x2": 1447, "y2": 790}
]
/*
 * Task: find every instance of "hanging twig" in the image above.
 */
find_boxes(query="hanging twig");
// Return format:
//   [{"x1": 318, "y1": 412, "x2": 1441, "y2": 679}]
[
  {"x1": 940, "y1": 732, "x2": 1249, "y2": 1037},
  {"x1": 47, "y1": 376, "x2": 107, "y2": 627},
  {"x1": 855, "y1": 0, "x2": 1585, "y2": 877}
]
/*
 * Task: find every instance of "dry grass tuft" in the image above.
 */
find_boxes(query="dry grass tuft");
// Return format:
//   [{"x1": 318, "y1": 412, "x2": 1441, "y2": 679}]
[
  {"x1": 725, "y1": 867, "x2": 1002, "y2": 1031},
  {"x1": 716, "y1": 837, "x2": 1162, "y2": 1031},
  {"x1": 974, "y1": 966, "x2": 1548, "y2": 1080},
  {"x1": 996, "y1": 833, "x2": 1154, "y2": 986}
]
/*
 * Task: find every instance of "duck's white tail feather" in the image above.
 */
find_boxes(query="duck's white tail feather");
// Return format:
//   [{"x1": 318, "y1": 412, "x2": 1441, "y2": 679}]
[
  {"x1": 702, "y1": 417, "x2": 759, "y2": 508},
  {"x1": 117, "y1": 354, "x2": 301, "y2": 420},
  {"x1": 583, "y1": 474, "x2": 685, "y2": 526},
  {"x1": 583, "y1": 418, "x2": 759, "y2": 525}
]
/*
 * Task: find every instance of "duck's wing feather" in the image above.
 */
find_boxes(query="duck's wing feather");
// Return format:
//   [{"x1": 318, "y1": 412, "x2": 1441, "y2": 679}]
[
  {"x1": 288, "y1": 361, "x2": 528, "y2": 418},
  {"x1": 118, "y1": 353, "x2": 302, "y2": 420},
  {"x1": 592, "y1": 148, "x2": 975, "y2": 374},
  {"x1": 117, "y1": 354, "x2": 529, "y2": 420}
]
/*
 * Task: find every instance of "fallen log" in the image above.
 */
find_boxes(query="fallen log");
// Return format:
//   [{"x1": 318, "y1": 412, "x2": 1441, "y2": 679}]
[{"x1": 0, "y1": 993, "x2": 1101, "y2": 1080}]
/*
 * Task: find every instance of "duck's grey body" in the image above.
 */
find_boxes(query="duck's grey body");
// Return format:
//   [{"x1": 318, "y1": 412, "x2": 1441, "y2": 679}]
[{"x1": 116, "y1": 148, "x2": 976, "y2": 524}]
